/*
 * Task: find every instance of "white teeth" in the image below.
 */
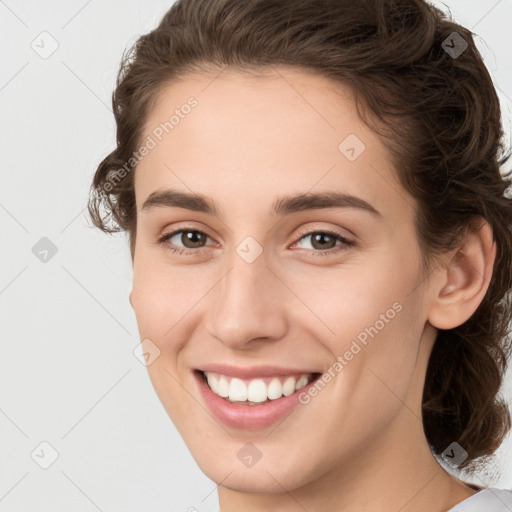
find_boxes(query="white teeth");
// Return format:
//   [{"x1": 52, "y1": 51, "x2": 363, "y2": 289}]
[
  {"x1": 217, "y1": 375, "x2": 229, "y2": 397},
  {"x1": 203, "y1": 371, "x2": 314, "y2": 403},
  {"x1": 247, "y1": 379, "x2": 268, "y2": 402},
  {"x1": 228, "y1": 378, "x2": 247, "y2": 401},
  {"x1": 295, "y1": 375, "x2": 309, "y2": 390},
  {"x1": 206, "y1": 372, "x2": 218, "y2": 392},
  {"x1": 282, "y1": 376, "x2": 296, "y2": 396},
  {"x1": 267, "y1": 378, "x2": 283, "y2": 400}
]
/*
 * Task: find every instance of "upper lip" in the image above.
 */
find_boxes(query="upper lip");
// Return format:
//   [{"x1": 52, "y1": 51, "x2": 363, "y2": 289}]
[{"x1": 196, "y1": 363, "x2": 321, "y2": 379}]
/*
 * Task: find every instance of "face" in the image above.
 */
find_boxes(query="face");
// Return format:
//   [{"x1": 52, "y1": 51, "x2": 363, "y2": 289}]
[{"x1": 130, "y1": 67, "x2": 437, "y2": 493}]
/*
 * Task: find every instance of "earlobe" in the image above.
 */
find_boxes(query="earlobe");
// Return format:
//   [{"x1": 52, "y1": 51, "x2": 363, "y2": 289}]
[{"x1": 427, "y1": 219, "x2": 496, "y2": 330}]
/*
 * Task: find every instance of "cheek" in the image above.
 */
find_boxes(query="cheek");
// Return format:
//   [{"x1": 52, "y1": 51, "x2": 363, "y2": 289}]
[
  {"x1": 130, "y1": 265, "x2": 196, "y2": 424},
  {"x1": 309, "y1": 305, "x2": 422, "y2": 457},
  {"x1": 326, "y1": 297, "x2": 426, "y2": 438},
  {"x1": 292, "y1": 272, "x2": 409, "y2": 351},
  {"x1": 130, "y1": 259, "x2": 194, "y2": 332},
  {"x1": 303, "y1": 254, "x2": 423, "y2": 389}
]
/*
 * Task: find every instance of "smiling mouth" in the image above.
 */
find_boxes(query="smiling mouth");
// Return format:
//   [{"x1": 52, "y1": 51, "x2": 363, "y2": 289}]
[{"x1": 195, "y1": 369, "x2": 322, "y2": 405}]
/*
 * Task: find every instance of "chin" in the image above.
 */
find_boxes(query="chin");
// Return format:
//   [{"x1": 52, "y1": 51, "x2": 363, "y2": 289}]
[
  {"x1": 195, "y1": 452, "x2": 313, "y2": 494},
  {"x1": 213, "y1": 468, "x2": 307, "y2": 494}
]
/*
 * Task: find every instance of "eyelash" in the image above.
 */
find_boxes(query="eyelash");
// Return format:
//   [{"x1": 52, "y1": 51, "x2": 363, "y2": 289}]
[{"x1": 156, "y1": 226, "x2": 355, "y2": 258}]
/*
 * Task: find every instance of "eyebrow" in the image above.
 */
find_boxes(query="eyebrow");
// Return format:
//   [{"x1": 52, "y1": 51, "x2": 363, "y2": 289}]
[{"x1": 141, "y1": 188, "x2": 382, "y2": 218}]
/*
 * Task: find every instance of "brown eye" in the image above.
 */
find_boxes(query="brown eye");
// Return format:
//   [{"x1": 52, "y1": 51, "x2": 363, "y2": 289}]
[
  {"x1": 175, "y1": 230, "x2": 208, "y2": 249},
  {"x1": 157, "y1": 228, "x2": 214, "y2": 255},
  {"x1": 292, "y1": 229, "x2": 355, "y2": 258},
  {"x1": 304, "y1": 232, "x2": 338, "y2": 250}
]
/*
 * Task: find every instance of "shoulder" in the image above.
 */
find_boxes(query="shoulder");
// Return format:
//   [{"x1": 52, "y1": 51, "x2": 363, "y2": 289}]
[{"x1": 448, "y1": 488, "x2": 512, "y2": 512}]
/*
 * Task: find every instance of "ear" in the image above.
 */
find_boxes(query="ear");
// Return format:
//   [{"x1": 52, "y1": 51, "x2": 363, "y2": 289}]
[
  {"x1": 129, "y1": 290, "x2": 134, "y2": 309},
  {"x1": 427, "y1": 218, "x2": 496, "y2": 330}
]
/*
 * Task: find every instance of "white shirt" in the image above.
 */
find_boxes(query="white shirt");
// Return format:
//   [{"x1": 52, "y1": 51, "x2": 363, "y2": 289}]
[
  {"x1": 448, "y1": 487, "x2": 512, "y2": 511},
  {"x1": 215, "y1": 487, "x2": 512, "y2": 511}
]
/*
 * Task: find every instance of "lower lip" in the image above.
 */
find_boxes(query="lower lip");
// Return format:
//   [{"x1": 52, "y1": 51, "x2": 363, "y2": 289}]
[{"x1": 193, "y1": 370, "x2": 320, "y2": 430}]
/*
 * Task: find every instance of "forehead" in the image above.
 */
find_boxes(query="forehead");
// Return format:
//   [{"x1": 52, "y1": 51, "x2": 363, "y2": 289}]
[{"x1": 134, "y1": 67, "x2": 411, "y2": 223}]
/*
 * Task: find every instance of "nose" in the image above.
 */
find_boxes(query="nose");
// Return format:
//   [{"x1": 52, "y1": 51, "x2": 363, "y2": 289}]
[{"x1": 205, "y1": 252, "x2": 288, "y2": 350}]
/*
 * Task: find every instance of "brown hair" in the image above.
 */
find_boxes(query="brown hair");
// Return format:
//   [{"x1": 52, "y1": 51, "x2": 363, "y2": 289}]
[{"x1": 88, "y1": 0, "x2": 512, "y2": 473}]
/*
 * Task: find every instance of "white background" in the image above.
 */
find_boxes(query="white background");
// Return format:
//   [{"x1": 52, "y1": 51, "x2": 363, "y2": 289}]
[{"x1": 1, "y1": 1, "x2": 511, "y2": 510}]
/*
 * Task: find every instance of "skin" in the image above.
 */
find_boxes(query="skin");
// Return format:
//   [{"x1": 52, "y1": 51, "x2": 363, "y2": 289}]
[{"x1": 128, "y1": 67, "x2": 495, "y2": 512}]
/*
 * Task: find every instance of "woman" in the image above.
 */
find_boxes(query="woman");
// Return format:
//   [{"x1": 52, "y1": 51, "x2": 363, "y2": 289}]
[{"x1": 88, "y1": 0, "x2": 512, "y2": 510}]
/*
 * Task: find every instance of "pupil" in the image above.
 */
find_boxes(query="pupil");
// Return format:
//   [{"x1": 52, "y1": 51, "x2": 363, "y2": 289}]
[
  {"x1": 313, "y1": 233, "x2": 334, "y2": 249},
  {"x1": 184, "y1": 231, "x2": 204, "y2": 248}
]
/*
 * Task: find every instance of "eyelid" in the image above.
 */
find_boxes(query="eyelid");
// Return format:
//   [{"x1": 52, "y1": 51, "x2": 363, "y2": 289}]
[
  {"x1": 292, "y1": 223, "x2": 354, "y2": 243},
  {"x1": 159, "y1": 221, "x2": 217, "y2": 241}
]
